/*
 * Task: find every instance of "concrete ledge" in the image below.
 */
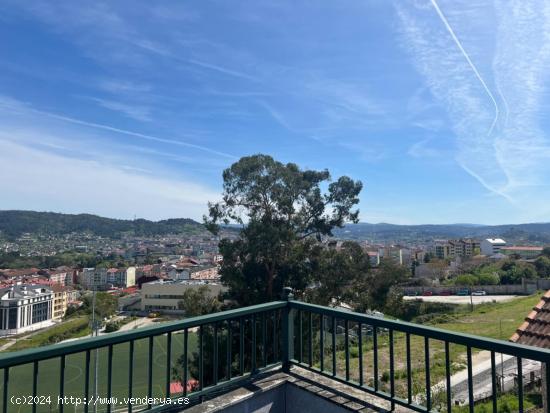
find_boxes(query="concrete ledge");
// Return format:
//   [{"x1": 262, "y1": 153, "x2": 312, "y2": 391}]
[{"x1": 181, "y1": 366, "x2": 412, "y2": 412}]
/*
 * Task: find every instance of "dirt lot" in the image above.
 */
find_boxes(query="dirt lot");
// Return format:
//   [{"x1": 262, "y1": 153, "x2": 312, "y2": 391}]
[{"x1": 403, "y1": 295, "x2": 519, "y2": 304}]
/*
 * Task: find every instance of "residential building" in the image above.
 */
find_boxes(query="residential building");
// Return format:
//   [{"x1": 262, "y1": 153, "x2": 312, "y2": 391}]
[
  {"x1": 77, "y1": 268, "x2": 107, "y2": 290},
  {"x1": 480, "y1": 238, "x2": 506, "y2": 256},
  {"x1": 51, "y1": 284, "x2": 68, "y2": 321},
  {"x1": 433, "y1": 239, "x2": 480, "y2": 259},
  {"x1": 47, "y1": 270, "x2": 69, "y2": 286},
  {"x1": 106, "y1": 267, "x2": 136, "y2": 288},
  {"x1": 500, "y1": 246, "x2": 543, "y2": 259},
  {"x1": 141, "y1": 280, "x2": 224, "y2": 313},
  {"x1": 0, "y1": 285, "x2": 53, "y2": 335}
]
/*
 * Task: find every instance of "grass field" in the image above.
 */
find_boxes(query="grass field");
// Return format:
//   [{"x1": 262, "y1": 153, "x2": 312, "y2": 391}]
[
  {"x1": 323, "y1": 293, "x2": 542, "y2": 411},
  {"x1": 3, "y1": 331, "x2": 198, "y2": 413}
]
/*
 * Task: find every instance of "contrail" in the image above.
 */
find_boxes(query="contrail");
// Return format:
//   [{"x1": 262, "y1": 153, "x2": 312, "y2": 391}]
[
  {"x1": 430, "y1": 0, "x2": 499, "y2": 136},
  {"x1": 0, "y1": 98, "x2": 236, "y2": 159}
]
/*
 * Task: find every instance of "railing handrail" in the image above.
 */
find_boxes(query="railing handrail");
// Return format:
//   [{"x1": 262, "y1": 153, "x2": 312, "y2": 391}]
[
  {"x1": 0, "y1": 301, "x2": 287, "y2": 369},
  {"x1": 289, "y1": 300, "x2": 550, "y2": 363}
]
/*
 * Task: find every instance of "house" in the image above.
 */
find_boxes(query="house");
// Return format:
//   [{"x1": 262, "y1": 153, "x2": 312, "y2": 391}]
[
  {"x1": 0, "y1": 285, "x2": 54, "y2": 335},
  {"x1": 511, "y1": 290, "x2": 550, "y2": 411}
]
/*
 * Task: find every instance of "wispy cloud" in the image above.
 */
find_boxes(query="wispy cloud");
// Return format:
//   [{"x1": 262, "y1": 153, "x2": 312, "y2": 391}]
[
  {"x1": 86, "y1": 97, "x2": 152, "y2": 122},
  {"x1": 0, "y1": 95, "x2": 236, "y2": 159},
  {"x1": 0, "y1": 139, "x2": 219, "y2": 221},
  {"x1": 396, "y1": 0, "x2": 550, "y2": 212}
]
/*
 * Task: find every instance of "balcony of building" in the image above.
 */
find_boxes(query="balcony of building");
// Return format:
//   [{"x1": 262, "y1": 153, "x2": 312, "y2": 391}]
[{"x1": 0, "y1": 288, "x2": 548, "y2": 412}]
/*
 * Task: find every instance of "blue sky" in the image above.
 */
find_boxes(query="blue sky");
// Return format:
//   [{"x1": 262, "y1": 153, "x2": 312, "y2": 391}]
[{"x1": 1, "y1": 1, "x2": 549, "y2": 224}]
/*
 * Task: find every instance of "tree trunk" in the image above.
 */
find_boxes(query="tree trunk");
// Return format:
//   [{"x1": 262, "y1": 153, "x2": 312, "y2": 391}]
[{"x1": 266, "y1": 263, "x2": 275, "y2": 300}]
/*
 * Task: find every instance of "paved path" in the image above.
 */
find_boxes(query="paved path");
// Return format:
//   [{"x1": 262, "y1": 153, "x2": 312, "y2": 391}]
[
  {"x1": 404, "y1": 295, "x2": 519, "y2": 305},
  {"x1": 432, "y1": 350, "x2": 541, "y2": 405}
]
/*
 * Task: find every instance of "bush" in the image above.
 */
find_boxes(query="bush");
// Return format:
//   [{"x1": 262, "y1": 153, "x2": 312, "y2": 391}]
[{"x1": 104, "y1": 321, "x2": 121, "y2": 333}]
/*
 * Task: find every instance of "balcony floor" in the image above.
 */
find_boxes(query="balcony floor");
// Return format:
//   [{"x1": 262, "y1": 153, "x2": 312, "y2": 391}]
[{"x1": 185, "y1": 366, "x2": 415, "y2": 413}]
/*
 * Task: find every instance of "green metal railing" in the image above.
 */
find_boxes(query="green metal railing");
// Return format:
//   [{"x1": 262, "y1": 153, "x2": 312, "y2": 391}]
[
  {"x1": 0, "y1": 301, "x2": 286, "y2": 413},
  {"x1": 288, "y1": 298, "x2": 550, "y2": 413},
  {"x1": 0, "y1": 293, "x2": 549, "y2": 412}
]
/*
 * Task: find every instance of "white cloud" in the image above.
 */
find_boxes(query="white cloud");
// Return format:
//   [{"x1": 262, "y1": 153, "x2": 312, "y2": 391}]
[
  {"x1": 0, "y1": 139, "x2": 219, "y2": 221},
  {"x1": 396, "y1": 0, "x2": 550, "y2": 212}
]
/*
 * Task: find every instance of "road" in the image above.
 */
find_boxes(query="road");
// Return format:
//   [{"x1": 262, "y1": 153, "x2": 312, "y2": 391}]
[{"x1": 404, "y1": 295, "x2": 519, "y2": 304}]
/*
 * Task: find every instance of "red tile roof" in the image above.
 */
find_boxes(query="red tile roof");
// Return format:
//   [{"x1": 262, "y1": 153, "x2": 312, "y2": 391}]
[{"x1": 510, "y1": 290, "x2": 550, "y2": 348}]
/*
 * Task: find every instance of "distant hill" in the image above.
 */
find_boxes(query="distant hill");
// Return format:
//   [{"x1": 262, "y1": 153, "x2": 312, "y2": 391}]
[
  {"x1": 0, "y1": 210, "x2": 206, "y2": 239},
  {"x1": 334, "y1": 222, "x2": 550, "y2": 244}
]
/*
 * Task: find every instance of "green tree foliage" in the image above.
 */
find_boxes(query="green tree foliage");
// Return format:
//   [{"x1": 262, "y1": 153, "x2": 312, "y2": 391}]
[
  {"x1": 535, "y1": 255, "x2": 550, "y2": 277},
  {"x1": 499, "y1": 260, "x2": 537, "y2": 284},
  {"x1": 82, "y1": 292, "x2": 117, "y2": 320},
  {"x1": 354, "y1": 259, "x2": 409, "y2": 312},
  {"x1": 205, "y1": 154, "x2": 363, "y2": 304},
  {"x1": 177, "y1": 286, "x2": 222, "y2": 317},
  {"x1": 305, "y1": 241, "x2": 370, "y2": 306},
  {"x1": 0, "y1": 210, "x2": 204, "y2": 239}
]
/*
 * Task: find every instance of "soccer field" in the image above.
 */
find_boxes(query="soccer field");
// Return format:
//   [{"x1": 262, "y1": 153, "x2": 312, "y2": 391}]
[{"x1": 3, "y1": 332, "x2": 198, "y2": 413}]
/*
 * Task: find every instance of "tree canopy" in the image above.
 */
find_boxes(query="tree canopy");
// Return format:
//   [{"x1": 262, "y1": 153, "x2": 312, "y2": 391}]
[{"x1": 205, "y1": 154, "x2": 363, "y2": 304}]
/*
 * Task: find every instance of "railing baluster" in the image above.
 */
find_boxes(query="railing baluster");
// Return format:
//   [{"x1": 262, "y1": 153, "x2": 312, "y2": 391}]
[
  {"x1": 32, "y1": 361, "x2": 38, "y2": 413},
  {"x1": 345, "y1": 319, "x2": 349, "y2": 381},
  {"x1": 214, "y1": 322, "x2": 219, "y2": 385},
  {"x1": 3, "y1": 367, "x2": 8, "y2": 413},
  {"x1": 183, "y1": 329, "x2": 188, "y2": 396},
  {"x1": 227, "y1": 320, "x2": 232, "y2": 380},
  {"x1": 128, "y1": 341, "x2": 134, "y2": 413},
  {"x1": 252, "y1": 314, "x2": 257, "y2": 373},
  {"x1": 308, "y1": 312, "x2": 313, "y2": 368},
  {"x1": 424, "y1": 337, "x2": 430, "y2": 411},
  {"x1": 148, "y1": 336, "x2": 154, "y2": 408},
  {"x1": 59, "y1": 355, "x2": 65, "y2": 413},
  {"x1": 239, "y1": 317, "x2": 244, "y2": 376},
  {"x1": 331, "y1": 316, "x2": 336, "y2": 376},
  {"x1": 272, "y1": 311, "x2": 277, "y2": 363},
  {"x1": 373, "y1": 326, "x2": 378, "y2": 391},
  {"x1": 406, "y1": 333, "x2": 412, "y2": 404},
  {"x1": 467, "y1": 346, "x2": 474, "y2": 413},
  {"x1": 298, "y1": 310, "x2": 303, "y2": 364},
  {"x1": 358, "y1": 322, "x2": 363, "y2": 386},
  {"x1": 320, "y1": 314, "x2": 324, "y2": 372},
  {"x1": 389, "y1": 329, "x2": 395, "y2": 411},
  {"x1": 199, "y1": 326, "x2": 204, "y2": 391},
  {"x1": 84, "y1": 350, "x2": 90, "y2": 413},
  {"x1": 107, "y1": 345, "x2": 113, "y2": 413},
  {"x1": 262, "y1": 312, "x2": 267, "y2": 367},
  {"x1": 491, "y1": 351, "x2": 497, "y2": 413},
  {"x1": 445, "y1": 341, "x2": 451, "y2": 413},
  {"x1": 166, "y1": 332, "x2": 172, "y2": 397},
  {"x1": 517, "y1": 357, "x2": 523, "y2": 412}
]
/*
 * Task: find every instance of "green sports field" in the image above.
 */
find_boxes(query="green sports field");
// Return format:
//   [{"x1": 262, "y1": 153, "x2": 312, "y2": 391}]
[{"x1": 3, "y1": 332, "x2": 198, "y2": 413}]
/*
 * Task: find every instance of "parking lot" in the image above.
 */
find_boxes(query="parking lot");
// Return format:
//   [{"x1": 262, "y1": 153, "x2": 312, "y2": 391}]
[{"x1": 403, "y1": 295, "x2": 519, "y2": 304}]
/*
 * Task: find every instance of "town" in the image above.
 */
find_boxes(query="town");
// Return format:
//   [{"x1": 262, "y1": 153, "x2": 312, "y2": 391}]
[{"x1": 1, "y1": 227, "x2": 548, "y2": 339}]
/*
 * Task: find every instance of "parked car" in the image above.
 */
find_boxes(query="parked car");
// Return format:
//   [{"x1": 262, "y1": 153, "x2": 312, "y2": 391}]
[
  {"x1": 440, "y1": 290, "x2": 452, "y2": 296},
  {"x1": 456, "y1": 289, "x2": 470, "y2": 296},
  {"x1": 472, "y1": 290, "x2": 487, "y2": 296},
  {"x1": 422, "y1": 291, "x2": 433, "y2": 296}
]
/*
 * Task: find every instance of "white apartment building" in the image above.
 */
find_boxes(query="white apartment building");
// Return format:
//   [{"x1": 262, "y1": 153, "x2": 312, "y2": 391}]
[
  {"x1": 480, "y1": 238, "x2": 507, "y2": 256},
  {"x1": 78, "y1": 267, "x2": 136, "y2": 290},
  {"x1": 78, "y1": 268, "x2": 107, "y2": 290},
  {"x1": 0, "y1": 285, "x2": 54, "y2": 335}
]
